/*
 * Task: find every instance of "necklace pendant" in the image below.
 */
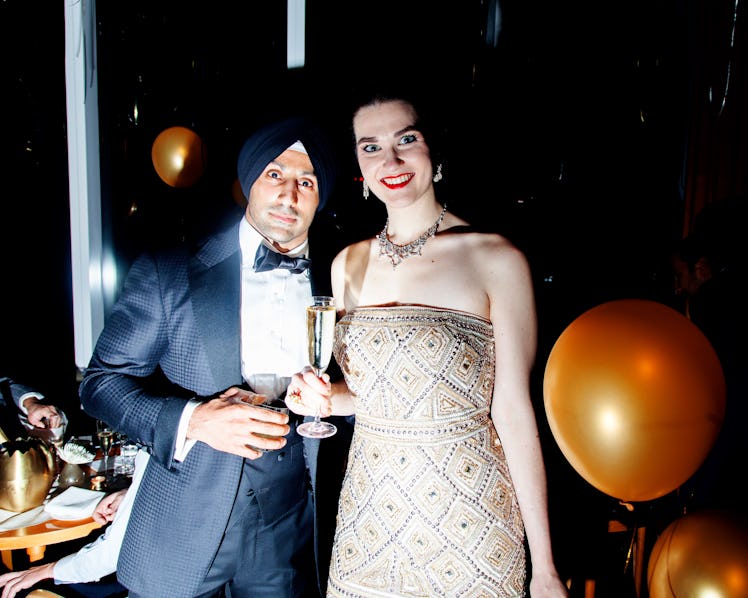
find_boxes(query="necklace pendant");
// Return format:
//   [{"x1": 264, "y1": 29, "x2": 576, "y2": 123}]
[{"x1": 377, "y1": 204, "x2": 447, "y2": 269}]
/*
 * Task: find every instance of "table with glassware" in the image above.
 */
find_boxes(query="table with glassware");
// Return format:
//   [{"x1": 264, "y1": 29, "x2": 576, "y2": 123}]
[{"x1": 0, "y1": 431, "x2": 136, "y2": 570}]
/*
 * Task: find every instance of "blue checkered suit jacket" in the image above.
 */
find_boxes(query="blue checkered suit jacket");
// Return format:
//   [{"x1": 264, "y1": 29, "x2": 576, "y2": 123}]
[{"x1": 79, "y1": 220, "x2": 350, "y2": 597}]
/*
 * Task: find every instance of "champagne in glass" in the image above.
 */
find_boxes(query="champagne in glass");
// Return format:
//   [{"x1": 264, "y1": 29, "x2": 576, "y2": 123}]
[
  {"x1": 98, "y1": 427, "x2": 114, "y2": 454},
  {"x1": 297, "y1": 296, "x2": 337, "y2": 438},
  {"x1": 96, "y1": 420, "x2": 115, "y2": 480}
]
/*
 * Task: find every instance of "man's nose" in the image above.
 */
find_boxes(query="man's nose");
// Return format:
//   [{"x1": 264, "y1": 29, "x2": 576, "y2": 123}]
[{"x1": 278, "y1": 180, "x2": 299, "y2": 204}]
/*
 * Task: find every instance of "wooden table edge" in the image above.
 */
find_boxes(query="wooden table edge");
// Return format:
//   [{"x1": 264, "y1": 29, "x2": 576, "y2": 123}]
[{"x1": 0, "y1": 517, "x2": 103, "y2": 568}]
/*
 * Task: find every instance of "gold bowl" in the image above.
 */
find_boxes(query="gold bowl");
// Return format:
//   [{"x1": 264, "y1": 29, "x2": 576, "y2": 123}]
[{"x1": 0, "y1": 438, "x2": 56, "y2": 512}]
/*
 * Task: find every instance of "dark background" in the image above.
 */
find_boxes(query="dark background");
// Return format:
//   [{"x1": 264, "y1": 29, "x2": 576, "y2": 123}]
[{"x1": 1, "y1": 1, "x2": 746, "y2": 592}]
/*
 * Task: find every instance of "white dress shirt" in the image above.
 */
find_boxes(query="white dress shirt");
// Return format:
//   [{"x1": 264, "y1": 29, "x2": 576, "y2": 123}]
[
  {"x1": 239, "y1": 217, "x2": 313, "y2": 393},
  {"x1": 174, "y1": 218, "x2": 312, "y2": 459}
]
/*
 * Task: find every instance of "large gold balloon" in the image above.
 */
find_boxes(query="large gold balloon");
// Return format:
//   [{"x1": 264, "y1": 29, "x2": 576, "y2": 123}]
[
  {"x1": 544, "y1": 299, "x2": 725, "y2": 502},
  {"x1": 151, "y1": 126, "x2": 206, "y2": 188},
  {"x1": 648, "y1": 510, "x2": 748, "y2": 597}
]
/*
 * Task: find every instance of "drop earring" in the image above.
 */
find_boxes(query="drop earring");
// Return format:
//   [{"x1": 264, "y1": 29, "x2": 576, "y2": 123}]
[
  {"x1": 433, "y1": 163, "x2": 443, "y2": 183},
  {"x1": 362, "y1": 179, "x2": 370, "y2": 200}
]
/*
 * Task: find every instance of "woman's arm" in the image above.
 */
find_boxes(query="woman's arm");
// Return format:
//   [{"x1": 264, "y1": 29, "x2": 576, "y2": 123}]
[
  {"x1": 285, "y1": 244, "x2": 358, "y2": 418},
  {"x1": 482, "y1": 239, "x2": 567, "y2": 596}
]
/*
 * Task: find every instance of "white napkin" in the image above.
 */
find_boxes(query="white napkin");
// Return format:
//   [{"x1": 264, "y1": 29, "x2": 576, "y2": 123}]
[
  {"x1": 44, "y1": 487, "x2": 105, "y2": 520},
  {"x1": 0, "y1": 505, "x2": 49, "y2": 531}
]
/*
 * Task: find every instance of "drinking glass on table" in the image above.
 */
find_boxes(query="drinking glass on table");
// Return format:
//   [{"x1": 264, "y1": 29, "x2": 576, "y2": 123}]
[
  {"x1": 48, "y1": 425, "x2": 65, "y2": 450},
  {"x1": 96, "y1": 420, "x2": 115, "y2": 477},
  {"x1": 115, "y1": 439, "x2": 138, "y2": 477},
  {"x1": 297, "y1": 296, "x2": 337, "y2": 439},
  {"x1": 49, "y1": 425, "x2": 65, "y2": 471},
  {"x1": 28, "y1": 415, "x2": 65, "y2": 455}
]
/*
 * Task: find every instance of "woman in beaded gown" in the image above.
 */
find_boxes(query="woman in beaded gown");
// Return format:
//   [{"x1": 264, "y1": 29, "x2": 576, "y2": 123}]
[{"x1": 285, "y1": 93, "x2": 567, "y2": 597}]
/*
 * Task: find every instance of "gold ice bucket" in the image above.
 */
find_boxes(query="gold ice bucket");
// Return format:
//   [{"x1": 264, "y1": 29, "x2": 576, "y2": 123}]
[{"x1": 0, "y1": 438, "x2": 56, "y2": 512}]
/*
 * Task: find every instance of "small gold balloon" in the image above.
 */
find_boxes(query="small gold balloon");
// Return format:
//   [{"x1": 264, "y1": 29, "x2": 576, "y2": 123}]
[
  {"x1": 151, "y1": 126, "x2": 206, "y2": 188},
  {"x1": 648, "y1": 510, "x2": 748, "y2": 598}
]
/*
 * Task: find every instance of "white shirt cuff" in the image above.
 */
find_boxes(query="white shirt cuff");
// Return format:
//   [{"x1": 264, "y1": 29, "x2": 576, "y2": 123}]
[
  {"x1": 174, "y1": 399, "x2": 200, "y2": 462},
  {"x1": 17, "y1": 392, "x2": 44, "y2": 414}
]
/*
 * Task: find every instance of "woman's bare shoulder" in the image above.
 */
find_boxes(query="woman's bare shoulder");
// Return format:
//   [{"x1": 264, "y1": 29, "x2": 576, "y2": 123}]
[
  {"x1": 442, "y1": 225, "x2": 526, "y2": 262},
  {"x1": 332, "y1": 238, "x2": 373, "y2": 268}
]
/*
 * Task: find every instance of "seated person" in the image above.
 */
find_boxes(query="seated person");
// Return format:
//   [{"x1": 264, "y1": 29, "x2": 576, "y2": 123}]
[
  {"x1": 0, "y1": 376, "x2": 67, "y2": 431},
  {"x1": 0, "y1": 450, "x2": 148, "y2": 598}
]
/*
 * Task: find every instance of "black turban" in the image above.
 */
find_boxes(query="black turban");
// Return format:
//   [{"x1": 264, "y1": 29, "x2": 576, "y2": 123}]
[{"x1": 237, "y1": 116, "x2": 338, "y2": 212}]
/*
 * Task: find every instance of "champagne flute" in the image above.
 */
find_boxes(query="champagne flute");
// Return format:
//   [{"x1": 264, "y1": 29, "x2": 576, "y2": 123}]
[
  {"x1": 297, "y1": 296, "x2": 337, "y2": 439},
  {"x1": 96, "y1": 420, "x2": 115, "y2": 479}
]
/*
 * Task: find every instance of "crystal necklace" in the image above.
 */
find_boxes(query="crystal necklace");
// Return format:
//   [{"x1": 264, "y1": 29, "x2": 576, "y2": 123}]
[{"x1": 377, "y1": 204, "x2": 447, "y2": 269}]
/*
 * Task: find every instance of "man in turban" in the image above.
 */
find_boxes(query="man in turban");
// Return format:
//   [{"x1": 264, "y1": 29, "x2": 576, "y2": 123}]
[{"x1": 80, "y1": 116, "x2": 351, "y2": 598}]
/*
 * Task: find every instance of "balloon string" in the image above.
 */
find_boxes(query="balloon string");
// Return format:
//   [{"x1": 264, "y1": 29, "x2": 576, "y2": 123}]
[
  {"x1": 623, "y1": 526, "x2": 636, "y2": 576},
  {"x1": 617, "y1": 500, "x2": 637, "y2": 579}
]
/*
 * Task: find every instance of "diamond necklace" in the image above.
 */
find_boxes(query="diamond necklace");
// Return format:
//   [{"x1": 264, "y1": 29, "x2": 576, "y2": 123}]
[{"x1": 377, "y1": 204, "x2": 447, "y2": 269}]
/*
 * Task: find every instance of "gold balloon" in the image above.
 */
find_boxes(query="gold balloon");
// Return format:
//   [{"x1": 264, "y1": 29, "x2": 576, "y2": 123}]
[
  {"x1": 151, "y1": 126, "x2": 206, "y2": 188},
  {"x1": 647, "y1": 522, "x2": 677, "y2": 598},
  {"x1": 648, "y1": 510, "x2": 748, "y2": 597},
  {"x1": 544, "y1": 299, "x2": 726, "y2": 502}
]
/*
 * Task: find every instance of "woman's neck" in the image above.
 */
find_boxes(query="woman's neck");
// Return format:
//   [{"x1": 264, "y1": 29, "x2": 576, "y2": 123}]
[{"x1": 383, "y1": 200, "x2": 445, "y2": 245}]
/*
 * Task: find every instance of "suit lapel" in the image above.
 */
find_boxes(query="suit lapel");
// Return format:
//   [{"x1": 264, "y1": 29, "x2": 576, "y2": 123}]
[
  {"x1": 186, "y1": 222, "x2": 333, "y2": 391},
  {"x1": 189, "y1": 226, "x2": 242, "y2": 389}
]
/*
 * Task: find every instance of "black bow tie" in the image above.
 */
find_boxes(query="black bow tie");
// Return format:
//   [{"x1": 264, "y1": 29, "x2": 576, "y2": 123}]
[{"x1": 253, "y1": 243, "x2": 311, "y2": 274}]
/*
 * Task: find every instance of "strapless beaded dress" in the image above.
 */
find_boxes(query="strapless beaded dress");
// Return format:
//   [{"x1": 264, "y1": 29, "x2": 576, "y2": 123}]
[{"x1": 327, "y1": 306, "x2": 526, "y2": 597}]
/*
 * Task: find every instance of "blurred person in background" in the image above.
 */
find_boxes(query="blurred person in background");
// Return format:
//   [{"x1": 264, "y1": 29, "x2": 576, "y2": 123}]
[
  {"x1": 670, "y1": 197, "x2": 747, "y2": 513},
  {"x1": 0, "y1": 376, "x2": 67, "y2": 433}
]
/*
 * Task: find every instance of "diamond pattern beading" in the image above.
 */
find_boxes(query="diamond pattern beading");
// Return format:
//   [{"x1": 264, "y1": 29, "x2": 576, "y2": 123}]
[{"x1": 328, "y1": 306, "x2": 527, "y2": 597}]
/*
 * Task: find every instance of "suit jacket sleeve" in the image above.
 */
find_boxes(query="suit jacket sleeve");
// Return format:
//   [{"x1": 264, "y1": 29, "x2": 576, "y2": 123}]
[{"x1": 79, "y1": 249, "x2": 203, "y2": 467}]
